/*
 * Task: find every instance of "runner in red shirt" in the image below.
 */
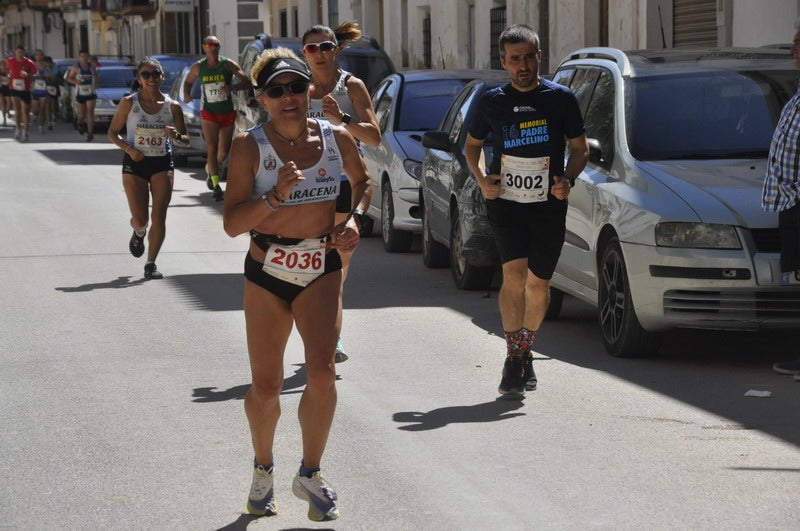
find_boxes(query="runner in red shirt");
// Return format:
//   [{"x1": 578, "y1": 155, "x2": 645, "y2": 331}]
[{"x1": 6, "y1": 45, "x2": 37, "y2": 142}]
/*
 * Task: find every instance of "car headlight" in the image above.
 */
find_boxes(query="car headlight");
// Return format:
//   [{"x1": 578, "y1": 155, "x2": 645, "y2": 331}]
[
  {"x1": 403, "y1": 159, "x2": 422, "y2": 181},
  {"x1": 655, "y1": 222, "x2": 741, "y2": 249}
]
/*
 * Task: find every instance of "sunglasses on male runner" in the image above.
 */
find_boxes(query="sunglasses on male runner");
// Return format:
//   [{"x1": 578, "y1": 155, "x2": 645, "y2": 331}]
[{"x1": 204, "y1": 42, "x2": 221, "y2": 49}]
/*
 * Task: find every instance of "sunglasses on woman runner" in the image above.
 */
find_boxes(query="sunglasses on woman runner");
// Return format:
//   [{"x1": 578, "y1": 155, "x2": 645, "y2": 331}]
[
  {"x1": 139, "y1": 70, "x2": 162, "y2": 79},
  {"x1": 302, "y1": 41, "x2": 337, "y2": 54},
  {"x1": 259, "y1": 80, "x2": 310, "y2": 99}
]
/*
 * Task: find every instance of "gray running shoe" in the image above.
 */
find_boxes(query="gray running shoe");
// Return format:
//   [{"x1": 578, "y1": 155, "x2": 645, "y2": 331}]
[
  {"x1": 144, "y1": 263, "x2": 163, "y2": 280},
  {"x1": 246, "y1": 462, "x2": 277, "y2": 516},
  {"x1": 292, "y1": 471, "x2": 339, "y2": 521}
]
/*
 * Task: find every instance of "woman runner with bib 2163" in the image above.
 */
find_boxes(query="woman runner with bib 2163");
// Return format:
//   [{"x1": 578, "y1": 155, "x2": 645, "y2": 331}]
[{"x1": 107, "y1": 58, "x2": 190, "y2": 280}]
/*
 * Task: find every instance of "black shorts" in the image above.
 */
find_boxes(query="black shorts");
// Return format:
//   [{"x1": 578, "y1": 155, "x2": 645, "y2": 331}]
[
  {"x1": 779, "y1": 201, "x2": 800, "y2": 272},
  {"x1": 0, "y1": 85, "x2": 9, "y2": 96},
  {"x1": 486, "y1": 199, "x2": 567, "y2": 280},
  {"x1": 76, "y1": 93, "x2": 97, "y2": 104},
  {"x1": 336, "y1": 179, "x2": 351, "y2": 213},
  {"x1": 122, "y1": 153, "x2": 174, "y2": 181},
  {"x1": 9, "y1": 90, "x2": 31, "y2": 104},
  {"x1": 244, "y1": 250, "x2": 342, "y2": 305}
]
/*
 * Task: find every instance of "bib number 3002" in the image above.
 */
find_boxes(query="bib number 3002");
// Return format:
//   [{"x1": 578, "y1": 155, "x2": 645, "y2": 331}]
[
  {"x1": 500, "y1": 154, "x2": 550, "y2": 203},
  {"x1": 262, "y1": 238, "x2": 327, "y2": 287}
]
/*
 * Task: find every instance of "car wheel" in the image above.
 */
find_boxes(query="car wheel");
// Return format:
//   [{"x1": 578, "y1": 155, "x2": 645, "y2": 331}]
[
  {"x1": 450, "y1": 205, "x2": 494, "y2": 290},
  {"x1": 544, "y1": 287, "x2": 564, "y2": 320},
  {"x1": 381, "y1": 183, "x2": 413, "y2": 253},
  {"x1": 598, "y1": 238, "x2": 662, "y2": 357},
  {"x1": 422, "y1": 205, "x2": 449, "y2": 268}
]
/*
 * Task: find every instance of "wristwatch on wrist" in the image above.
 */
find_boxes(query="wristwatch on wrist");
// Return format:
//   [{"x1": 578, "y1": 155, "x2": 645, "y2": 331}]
[
  {"x1": 566, "y1": 175, "x2": 576, "y2": 187},
  {"x1": 341, "y1": 113, "x2": 352, "y2": 126},
  {"x1": 350, "y1": 207, "x2": 365, "y2": 226}
]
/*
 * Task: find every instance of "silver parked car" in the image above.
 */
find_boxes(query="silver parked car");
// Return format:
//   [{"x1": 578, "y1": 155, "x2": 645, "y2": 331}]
[
  {"x1": 362, "y1": 70, "x2": 504, "y2": 252},
  {"x1": 423, "y1": 47, "x2": 800, "y2": 357}
]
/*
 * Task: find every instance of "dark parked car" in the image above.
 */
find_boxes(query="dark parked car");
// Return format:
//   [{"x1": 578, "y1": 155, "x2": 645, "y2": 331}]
[
  {"x1": 362, "y1": 70, "x2": 503, "y2": 252},
  {"x1": 423, "y1": 47, "x2": 800, "y2": 358},
  {"x1": 233, "y1": 33, "x2": 396, "y2": 133},
  {"x1": 420, "y1": 74, "x2": 508, "y2": 290}
]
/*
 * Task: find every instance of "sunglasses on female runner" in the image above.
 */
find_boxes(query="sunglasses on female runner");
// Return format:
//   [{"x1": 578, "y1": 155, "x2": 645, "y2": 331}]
[
  {"x1": 139, "y1": 70, "x2": 162, "y2": 79},
  {"x1": 302, "y1": 41, "x2": 337, "y2": 54},
  {"x1": 260, "y1": 80, "x2": 310, "y2": 99}
]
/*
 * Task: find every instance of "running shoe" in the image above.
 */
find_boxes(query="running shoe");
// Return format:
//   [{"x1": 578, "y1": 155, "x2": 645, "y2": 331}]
[
  {"x1": 21, "y1": 130, "x2": 29, "y2": 143},
  {"x1": 773, "y1": 359, "x2": 800, "y2": 375},
  {"x1": 212, "y1": 185, "x2": 224, "y2": 202},
  {"x1": 246, "y1": 462, "x2": 278, "y2": 516},
  {"x1": 292, "y1": 471, "x2": 339, "y2": 521},
  {"x1": 205, "y1": 164, "x2": 214, "y2": 190},
  {"x1": 14, "y1": 128, "x2": 19, "y2": 140},
  {"x1": 129, "y1": 230, "x2": 145, "y2": 258},
  {"x1": 498, "y1": 354, "x2": 525, "y2": 397},
  {"x1": 334, "y1": 337, "x2": 349, "y2": 363},
  {"x1": 144, "y1": 263, "x2": 163, "y2": 280},
  {"x1": 48, "y1": 121, "x2": 53, "y2": 131},
  {"x1": 522, "y1": 352, "x2": 538, "y2": 391},
  {"x1": 38, "y1": 125, "x2": 43, "y2": 134},
  {"x1": 86, "y1": 132, "x2": 94, "y2": 142},
  {"x1": 77, "y1": 122, "x2": 86, "y2": 135}
]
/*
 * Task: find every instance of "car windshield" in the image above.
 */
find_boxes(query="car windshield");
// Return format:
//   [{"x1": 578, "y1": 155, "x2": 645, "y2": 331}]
[
  {"x1": 99, "y1": 69, "x2": 135, "y2": 89},
  {"x1": 158, "y1": 58, "x2": 194, "y2": 88},
  {"x1": 397, "y1": 79, "x2": 471, "y2": 131},
  {"x1": 341, "y1": 54, "x2": 394, "y2": 94},
  {"x1": 626, "y1": 69, "x2": 797, "y2": 160}
]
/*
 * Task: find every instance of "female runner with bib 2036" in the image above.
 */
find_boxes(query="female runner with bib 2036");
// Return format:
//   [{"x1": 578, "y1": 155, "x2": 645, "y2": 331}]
[{"x1": 223, "y1": 48, "x2": 371, "y2": 521}]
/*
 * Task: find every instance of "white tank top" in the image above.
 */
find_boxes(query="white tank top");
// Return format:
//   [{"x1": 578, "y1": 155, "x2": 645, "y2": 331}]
[
  {"x1": 125, "y1": 93, "x2": 175, "y2": 157},
  {"x1": 249, "y1": 120, "x2": 342, "y2": 205},
  {"x1": 307, "y1": 70, "x2": 358, "y2": 124}
]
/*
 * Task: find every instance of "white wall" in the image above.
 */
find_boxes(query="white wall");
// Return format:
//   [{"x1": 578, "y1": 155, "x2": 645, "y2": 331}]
[{"x1": 731, "y1": 0, "x2": 798, "y2": 47}]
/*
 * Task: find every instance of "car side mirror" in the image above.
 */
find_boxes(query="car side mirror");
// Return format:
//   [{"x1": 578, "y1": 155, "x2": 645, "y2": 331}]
[{"x1": 422, "y1": 131, "x2": 452, "y2": 153}]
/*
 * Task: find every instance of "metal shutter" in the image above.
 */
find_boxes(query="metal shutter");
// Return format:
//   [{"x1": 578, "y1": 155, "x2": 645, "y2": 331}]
[{"x1": 673, "y1": 0, "x2": 718, "y2": 47}]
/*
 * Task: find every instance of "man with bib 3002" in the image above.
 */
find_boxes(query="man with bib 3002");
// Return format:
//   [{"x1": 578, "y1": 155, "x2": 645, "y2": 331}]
[{"x1": 466, "y1": 24, "x2": 588, "y2": 398}]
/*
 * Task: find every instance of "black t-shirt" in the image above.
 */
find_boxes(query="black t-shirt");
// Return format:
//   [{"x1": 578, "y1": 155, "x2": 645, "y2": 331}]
[{"x1": 470, "y1": 78, "x2": 585, "y2": 187}]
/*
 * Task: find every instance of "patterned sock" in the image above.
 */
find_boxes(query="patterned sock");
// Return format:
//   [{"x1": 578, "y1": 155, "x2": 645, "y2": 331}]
[
  {"x1": 519, "y1": 328, "x2": 537, "y2": 353},
  {"x1": 504, "y1": 329, "x2": 524, "y2": 357}
]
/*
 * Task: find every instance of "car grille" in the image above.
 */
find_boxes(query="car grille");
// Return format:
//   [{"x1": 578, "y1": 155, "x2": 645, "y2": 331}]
[
  {"x1": 663, "y1": 289, "x2": 800, "y2": 324},
  {"x1": 749, "y1": 229, "x2": 780, "y2": 253}
]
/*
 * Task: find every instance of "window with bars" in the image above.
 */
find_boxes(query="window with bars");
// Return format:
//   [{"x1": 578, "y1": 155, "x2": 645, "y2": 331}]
[
  {"x1": 490, "y1": 6, "x2": 506, "y2": 70},
  {"x1": 423, "y1": 13, "x2": 431, "y2": 69},
  {"x1": 328, "y1": 0, "x2": 339, "y2": 27}
]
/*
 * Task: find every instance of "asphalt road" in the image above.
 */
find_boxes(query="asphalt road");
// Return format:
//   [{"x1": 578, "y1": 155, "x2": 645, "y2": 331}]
[{"x1": 1, "y1": 121, "x2": 798, "y2": 530}]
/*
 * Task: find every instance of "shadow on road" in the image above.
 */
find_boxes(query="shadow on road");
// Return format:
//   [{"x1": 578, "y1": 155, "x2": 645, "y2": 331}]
[
  {"x1": 191, "y1": 364, "x2": 341, "y2": 403},
  {"x1": 393, "y1": 398, "x2": 526, "y2": 431},
  {"x1": 55, "y1": 276, "x2": 147, "y2": 292}
]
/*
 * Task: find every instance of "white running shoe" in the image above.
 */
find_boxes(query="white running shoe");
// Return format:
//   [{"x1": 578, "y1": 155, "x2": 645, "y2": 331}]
[
  {"x1": 14, "y1": 128, "x2": 20, "y2": 140},
  {"x1": 292, "y1": 471, "x2": 339, "y2": 521},
  {"x1": 246, "y1": 462, "x2": 277, "y2": 516}
]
